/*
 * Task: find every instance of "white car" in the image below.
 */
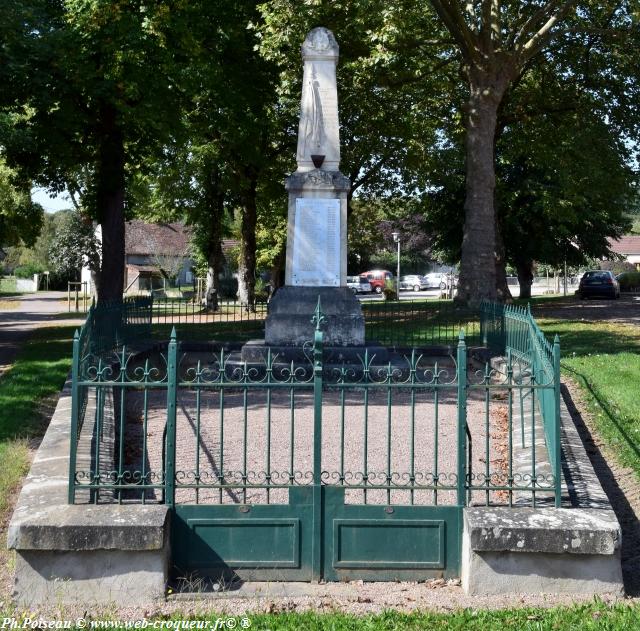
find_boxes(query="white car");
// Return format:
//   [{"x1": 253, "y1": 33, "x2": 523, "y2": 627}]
[
  {"x1": 347, "y1": 275, "x2": 372, "y2": 294},
  {"x1": 423, "y1": 273, "x2": 449, "y2": 289}
]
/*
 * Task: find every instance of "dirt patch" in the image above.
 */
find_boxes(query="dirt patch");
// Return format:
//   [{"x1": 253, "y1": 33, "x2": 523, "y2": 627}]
[{"x1": 532, "y1": 294, "x2": 640, "y2": 325}]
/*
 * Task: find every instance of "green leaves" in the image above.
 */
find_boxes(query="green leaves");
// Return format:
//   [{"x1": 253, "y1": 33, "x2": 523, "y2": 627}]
[
  {"x1": 47, "y1": 209, "x2": 100, "y2": 280},
  {"x1": 0, "y1": 156, "x2": 43, "y2": 248}
]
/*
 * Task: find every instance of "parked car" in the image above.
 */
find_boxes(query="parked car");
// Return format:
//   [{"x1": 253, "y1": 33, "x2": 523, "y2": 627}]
[
  {"x1": 578, "y1": 270, "x2": 620, "y2": 299},
  {"x1": 361, "y1": 270, "x2": 394, "y2": 294},
  {"x1": 399, "y1": 274, "x2": 428, "y2": 292},
  {"x1": 423, "y1": 272, "x2": 450, "y2": 289},
  {"x1": 347, "y1": 275, "x2": 372, "y2": 294}
]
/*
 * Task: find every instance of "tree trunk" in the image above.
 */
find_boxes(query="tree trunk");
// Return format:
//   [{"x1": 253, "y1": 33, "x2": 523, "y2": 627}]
[
  {"x1": 96, "y1": 105, "x2": 126, "y2": 304},
  {"x1": 90, "y1": 269, "x2": 101, "y2": 298},
  {"x1": 203, "y1": 170, "x2": 225, "y2": 312},
  {"x1": 516, "y1": 259, "x2": 534, "y2": 300},
  {"x1": 456, "y1": 70, "x2": 510, "y2": 305},
  {"x1": 237, "y1": 169, "x2": 257, "y2": 310},
  {"x1": 495, "y1": 212, "x2": 512, "y2": 302},
  {"x1": 269, "y1": 248, "x2": 286, "y2": 297}
]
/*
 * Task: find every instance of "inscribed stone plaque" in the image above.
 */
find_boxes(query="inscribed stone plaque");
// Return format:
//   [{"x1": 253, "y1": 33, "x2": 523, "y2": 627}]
[{"x1": 292, "y1": 198, "x2": 340, "y2": 286}]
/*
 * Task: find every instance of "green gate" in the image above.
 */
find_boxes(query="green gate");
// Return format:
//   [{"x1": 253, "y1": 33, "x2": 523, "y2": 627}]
[{"x1": 169, "y1": 306, "x2": 466, "y2": 582}]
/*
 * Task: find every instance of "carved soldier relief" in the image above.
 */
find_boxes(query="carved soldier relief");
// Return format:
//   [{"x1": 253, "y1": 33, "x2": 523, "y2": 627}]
[{"x1": 296, "y1": 27, "x2": 340, "y2": 172}]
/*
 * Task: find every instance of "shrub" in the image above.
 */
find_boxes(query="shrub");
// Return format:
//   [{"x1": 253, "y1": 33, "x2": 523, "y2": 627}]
[
  {"x1": 14, "y1": 263, "x2": 45, "y2": 279},
  {"x1": 254, "y1": 277, "x2": 270, "y2": 301},
  {"x1": 382, "y1": 278, "x2": 397, "y2": 300},
  {"x1": 600, "y1": 259, "x2": 636, "y2": 275},
  {"x1": 617, "y1": 271, "x2": 640, "y2": 291}
]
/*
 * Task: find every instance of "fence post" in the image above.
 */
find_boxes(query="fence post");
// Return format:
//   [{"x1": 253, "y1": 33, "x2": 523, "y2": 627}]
[
  {"x1": 553, "y1": 334, "x2": 562, "y2": 507},
  {"x1": 456, "y1": 331, "x2": 467, "y2": 507},
  {"x1": 68, "y1": 330, "x2": 81, "y2": 504},
  {"x1": 165, "y1": 327, "x2": 178, "y2": 507},
  {"x1": 480, "y1": 300, "x2": 488, "y2": 347},
  {"x1": 311, "y1": 298, "x2": 325, "y2": 582}
]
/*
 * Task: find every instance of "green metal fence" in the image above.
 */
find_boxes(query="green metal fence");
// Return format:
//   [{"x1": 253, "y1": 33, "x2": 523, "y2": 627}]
[
  {"x1": 361, "y1": 301, "x2": 481, "y2": 347},
  {"x1": 67, "y1": 298, "x2": 562, "y2": 578},
  {"x1": 479, "y1": 300, "x2": 562, "y2": 505},
  {"x1": 126, "y1": 296, "x2": 481, "y2": 348},
  {"x1": 68, "y1": 300, "x2": 561, "y2": 507}
]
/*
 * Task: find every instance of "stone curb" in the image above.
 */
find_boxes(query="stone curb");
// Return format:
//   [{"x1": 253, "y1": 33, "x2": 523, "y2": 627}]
[
  {"x1": 7, "y1": 378, "x2": 170, "y2": 606},
  {"x1": 465, "y1": 506, "x2": 620, "y2": 555},
  {"x1": 462, "y1": 386, "x2": 623, "y2": 595}
]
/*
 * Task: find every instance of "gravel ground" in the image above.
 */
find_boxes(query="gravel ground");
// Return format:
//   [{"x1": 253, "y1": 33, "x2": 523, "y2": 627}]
[
  {"x1": 5, "y1": 581, "x2": 624, "y2": 620},
  {"x1": 122, "y1": 374, "x2": 513, "y2": 507}
]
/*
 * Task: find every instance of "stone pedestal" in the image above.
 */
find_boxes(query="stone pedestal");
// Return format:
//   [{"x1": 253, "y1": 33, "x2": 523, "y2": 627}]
[{"x1": 265, "y1": 286, "x2": 364, "y2": 347}]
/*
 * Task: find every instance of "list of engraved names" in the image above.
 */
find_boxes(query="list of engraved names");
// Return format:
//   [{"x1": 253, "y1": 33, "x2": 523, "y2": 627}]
[{"x1": 291, "y1": 198, "x2": 340, "y2": 286}]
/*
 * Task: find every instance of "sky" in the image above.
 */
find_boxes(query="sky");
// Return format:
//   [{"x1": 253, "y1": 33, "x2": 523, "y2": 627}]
[{"x1": 32, "y1": 187, "x2": 73, "y2": 213}]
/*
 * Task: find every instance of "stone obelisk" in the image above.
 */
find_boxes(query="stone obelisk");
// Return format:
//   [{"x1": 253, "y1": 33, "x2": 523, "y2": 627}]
[{"x1": 264, "y1": 27, "x2": 365, "y2": 347}]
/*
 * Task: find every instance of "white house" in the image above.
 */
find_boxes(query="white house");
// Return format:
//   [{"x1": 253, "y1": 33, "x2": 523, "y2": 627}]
[{"x1": 608, "y1": 236, "x2": 640, "y2": 268}]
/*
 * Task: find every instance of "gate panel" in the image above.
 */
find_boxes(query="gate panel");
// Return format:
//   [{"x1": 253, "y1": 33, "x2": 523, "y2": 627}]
[
  {"x1": 322, "y1": 487, "x2": 461, "y2": 581},
  {"x1": 167, "y1": 315, "x2": 466, "y2": 581},
  {"x1": 172, "y1": 486, "x2": 314, "y2": 581}
]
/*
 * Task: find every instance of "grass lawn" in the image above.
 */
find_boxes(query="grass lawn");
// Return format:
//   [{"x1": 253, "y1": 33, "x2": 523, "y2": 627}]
[
  {"x1": 242, "y1": 603, "x2": 638, "y2": 629},
  {"x1": 0, "y1": 278, "x2": 19, "y2": 300},
  {"x1": 0, "y1": 601, "x2": 628, "y2": 629},
  {"x1": 0, "y1": 277, "x2": 17, "y2": 295},
  {"x1": 152, "y1": 320, "x2": 265, "y2": 343},
  {"x1": 537, "y1": 318, "x2": 640, "y2": 477},
  {"x1": 0, "y1": 326, "x2": 75, "y2": 517}
]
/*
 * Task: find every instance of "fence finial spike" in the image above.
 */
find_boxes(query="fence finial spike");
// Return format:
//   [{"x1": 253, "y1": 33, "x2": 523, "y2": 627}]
[
  {"x1": 73, "y1": 328, "x2": 80, "y2": 340},
  {"x1": 311, "y1": 296, "x2": 326, "y2": 331},
  {"x1": 458, "y1": 329, "x2": 465, "y2": 342},
  {"x1": 554, "y1": 333, "x2": 560, "y2": 345},
  {"x1": 170, "y1": 326, "x2": 177, "y2": 341}
]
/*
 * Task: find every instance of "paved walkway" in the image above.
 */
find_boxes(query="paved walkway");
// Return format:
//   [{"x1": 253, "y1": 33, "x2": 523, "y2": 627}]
[{"x1": 0, "y1": 292, "x2": 84, "y2": 375}]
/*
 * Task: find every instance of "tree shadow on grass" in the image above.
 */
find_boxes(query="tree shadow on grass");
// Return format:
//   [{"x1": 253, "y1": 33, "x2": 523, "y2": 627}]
[
  {"x1": 539, "y1": 319, "x2": 640, "y2": 357},
  {"x1": 561, "y1": 380, "x2": 640, "y2": 596}
]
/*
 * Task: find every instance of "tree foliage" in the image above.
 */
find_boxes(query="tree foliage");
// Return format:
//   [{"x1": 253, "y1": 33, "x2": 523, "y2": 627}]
[
  {"x1": 2, "y1": 1, "x2": 638, "y2": 304},
  {"x1": 0, "y1": 156, "x2": 43, "y2": 248},
  {"x1": 48, "y1": 210, "x2": 100, "y2": 281},
  {"x1": 1, "y1": 0, "x2": 188, "y2": 301}
]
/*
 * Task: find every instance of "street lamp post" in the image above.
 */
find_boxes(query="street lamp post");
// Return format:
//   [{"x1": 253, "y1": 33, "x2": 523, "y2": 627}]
[{"x1": 392, "y1": 231, "x2": 400, "y2": 299}]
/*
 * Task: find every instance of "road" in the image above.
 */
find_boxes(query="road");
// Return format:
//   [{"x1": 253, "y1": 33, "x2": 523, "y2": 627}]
[
  {"x1": 0, "y1": 291, "x2": 83, "y2": 375},
  {"x1": 358, "y1": 282, "x2": 579, "y2": 301},
  {"x1": 532, "y1": 293, "x2": 640, "y2": 326}
]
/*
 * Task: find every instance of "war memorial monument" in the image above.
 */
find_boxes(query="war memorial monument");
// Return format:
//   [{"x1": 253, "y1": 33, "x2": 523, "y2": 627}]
[{"x1": 262, "y1": 27, "x2": 366, "y2": 349}]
